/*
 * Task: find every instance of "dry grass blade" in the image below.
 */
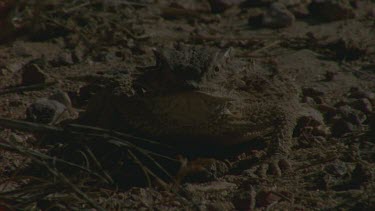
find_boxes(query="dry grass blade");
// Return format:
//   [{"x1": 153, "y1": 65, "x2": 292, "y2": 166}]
[
  {"x1": 62, "y1": 2, "x2": 91, "y2": 13},
  {"x1": 41, "y1": 164, "x2": 106, "y2": 211},
  {"x1": 0, "y1": 143, "x2": 105, "y2": 210},
  {"x1": 0, "y1": 181, "x2": 61, "y2": 207},
  {"x1": 128, "y1": 150, "x2": 153, "y2": 187},
  {"x1": 0, "y1": 117, "x2": 183, "y2": 208},
  {"x1": 66, "y1": 124, "x2": 180, "y2": 185},
  {"x1": 83, "y1": 146, "x2": 114, "y2": 184},
  {"x1": 128, "y1": 150, "x2": 170, "y2": 190},
  {"x1": 0, "y1": 141, "x2": 110, "y2": 183},
  {"x1": 64, "y1": 123, "x2": 181, "y2": 165},
  {"x1": 0, "y1": 82, "x2": 57, "y2": 96},
  {"x1": 84, "y1": 135, "x2": 178, "y2": 183},
  {"x1": 65, "y1": 123, "x2": 173, "y2": 149},
  {"x1": 0, "y1": 117, "x2": 63, "y2": 133}
]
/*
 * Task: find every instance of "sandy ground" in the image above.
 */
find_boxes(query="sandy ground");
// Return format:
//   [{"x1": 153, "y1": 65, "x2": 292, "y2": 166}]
[{"x1": 0, "y1": 0, "x2": 374, "y2": 210}]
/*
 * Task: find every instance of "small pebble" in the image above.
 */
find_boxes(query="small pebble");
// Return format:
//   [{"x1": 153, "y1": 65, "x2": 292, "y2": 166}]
[
  {"x1": 302, "y1": 96, "x2": 316, "y2": 104},
  {"x1": 302, "y1": 87, "x2": 324, "y2": 97},
  {"x1": 318, "y1": 104, "x2": 336, "y2": 114},
  {"x1": 289, "y1": 3, "x2": 310, "y2": 17},
  {"x1": 324, "y1": 70, "x2": 337, "y2": 81},
  {"x1": 349, "y1": 89, "x2": 375, "y2": 105},
  {"x1": 26, "y1": 99, "x2": 68, "y2": 124},
  {"x1": 324, "y1": 160, "x2": 348, "y2": 177},
  {"x1": 313, "y1": 96, "x2": 324, "y2": 104},
  {"x1": 256, "y1": 190, "x2": 282, "y2": 207},
  {"x1": 338, "y1": 105, "x2": 367, "y2": 125},
  {"x1": 301, "y1": 106, "x2": 325, "y2": 124},
  {"x1": 209, "y1": 0, "x2": 244, "y2": 13},
  {"x1": 73, "y1": 46, "x2": 85, "y2": 63},
  {"x1": 312, "y1": 125, "x2": 330, "y2": 136},
  {"x1": 49, "y1": 91, "x2": 72, "y2": 108},
  {"x1": 51, "y1": 52, "x2": 74, "y2": 66},
  {"x1": 183, "y1": 158, "x2": 229, "y2": 182},
  {"x1": 350, "y1": 98, "x2": 373, "y2": 114},
  {"x1": 6, "y1": 62, "x2": 25, "y2": 73}
]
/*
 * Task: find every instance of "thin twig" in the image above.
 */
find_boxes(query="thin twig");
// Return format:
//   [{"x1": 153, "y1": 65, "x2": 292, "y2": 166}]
[{"x1": 65, "y1": 123, "x2": 175, "y2": 150}]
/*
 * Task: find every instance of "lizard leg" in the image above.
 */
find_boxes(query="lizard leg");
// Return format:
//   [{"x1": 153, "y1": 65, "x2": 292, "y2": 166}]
[{"x1": 257, "y1": 107, "x2": 296, "y2": 177}]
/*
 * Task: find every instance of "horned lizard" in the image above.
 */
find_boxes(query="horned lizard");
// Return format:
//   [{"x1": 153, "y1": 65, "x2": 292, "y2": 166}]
[{"x1": 82, "y1": 45, "x2": 302, "y2": 176}]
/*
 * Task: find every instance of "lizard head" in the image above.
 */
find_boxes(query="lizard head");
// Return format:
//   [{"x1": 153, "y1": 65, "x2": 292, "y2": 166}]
[{"x1": 152, "y1": 45, "x2": 232, "y2": 90}]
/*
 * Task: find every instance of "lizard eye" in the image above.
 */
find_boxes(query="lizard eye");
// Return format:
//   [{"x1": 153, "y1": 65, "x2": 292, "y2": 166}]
[{"x1": 214, "y1": 66, "x2": 220, "y2": 72}]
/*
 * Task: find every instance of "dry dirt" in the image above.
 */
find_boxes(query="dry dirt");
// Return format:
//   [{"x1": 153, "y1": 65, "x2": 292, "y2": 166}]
[{"x1": 0, "y1": 0, "x2": 375, "y2": 210}]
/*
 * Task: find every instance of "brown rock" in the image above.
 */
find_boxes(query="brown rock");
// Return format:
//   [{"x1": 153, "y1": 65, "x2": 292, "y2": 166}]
[
  {"x1": 337, "y1": 105, "x2": 367, "y2": 125},
  {"x1": 302, "y1": 87, "x2": 325, "y2": 97},
  {"x1": 312, "y1": 125, "x2": 330, "y2": 136},
  {"x1": 262, "y1": 3, "x2": 295, "y2": 28},
  {"x1": 350, "y1": 98, "x2": 373, "y2": 114},
  {"x1": 256, "y1": 190, "x2": 282, "y2": 207},
  {"x1": 331, "y1": 118, "x2": 355, "y2": 137},
  {"x1": 26, "y1": 99, "x2": 69, "y2": 124},
  {"x1": 302, "y1": 96, "x2": 316, "y2": 104},
  {"x1": 309, "y1": 0, "x2": 355, "y2": 22},
  {"x1": 6, "y1": 62, "x2": 25, "y2": 73},
  {"x1": 324, "y1": 160, "x2": 348, "y2": 177},
  {"x1": 73, "y1": 46, "x2": 86, "y2": 63},
  {"x1": 182, "y1": 158, "x2": 229, "y2": 182},
  {"x1": 209, "y1": 0, "x2": 244, "y2": 13},
  {"x1": 349, "y1": 89, "x2": 375, "y2": 105},
  {"x1": 289, "y1": 3, "x2": 310, "y2": 17},
  {"x1": 51, "y1": 52, "x2": 74, "y2": 66},
  {"x1": 232, "y1": 189, "x2": 256, "y2": 210},
  {"x1": 298, "y1": 106, "x2": 325, "y2": 128}
]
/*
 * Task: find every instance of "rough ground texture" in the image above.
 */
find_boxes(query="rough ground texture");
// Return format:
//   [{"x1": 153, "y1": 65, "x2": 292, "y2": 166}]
[{"x1": 0, "y1": 0, "x2": 375, "y2": 210}]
